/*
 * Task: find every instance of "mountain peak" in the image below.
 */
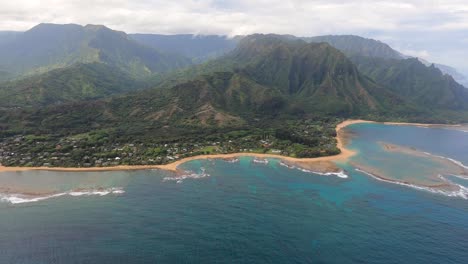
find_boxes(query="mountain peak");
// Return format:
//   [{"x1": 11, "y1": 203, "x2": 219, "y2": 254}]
[
  {"x1": 85, "y1": 24, "x2": 107, "y2": 29},
  {"x1": 0, "y1": 23, "x2": 191, "y2": 78},
  {"x1": 84, "y1": 24, "x2": 117, "y2": 33},
  {"x1": 27, "y1": 23, "x2": 82, "y2": 32}
]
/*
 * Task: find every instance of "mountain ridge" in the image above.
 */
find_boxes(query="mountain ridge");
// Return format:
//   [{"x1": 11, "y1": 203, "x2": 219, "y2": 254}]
[
  {"x1": 0, "y1": 23, "x2": 192, "y2": 79},
  {"x1": 130, "y1": 33, "x2": 241, "y2": 62},
  {"x1": 0, "y1": 62, "x2": 148, "y2": 107},
  {"x1": 1, "y1": 30, "x2": 468, "y2": 167}
]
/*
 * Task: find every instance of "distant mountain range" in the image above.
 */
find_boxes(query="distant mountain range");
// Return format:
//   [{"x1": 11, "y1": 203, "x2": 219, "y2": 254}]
[
  {"x1": 305, "y1": 35, "x2": 404, "y2": 59},
  {"x1": 0, "y1": 23, "x2": 191, "y2": 80},
  {"x1": 0, "y1": 31, "x2": 21, "y2": 45},
  {"x1": 0, "y1": 63, "x2": 149, "y2": 106},
  {"x1": 418, "y1": 58, "x2": 468, "y2": 88},
  {"x1": 129, "y1": 34, "x2": 241, "y2": 62},
  {"x1": 1, "y1": 23, "x2": 468, "y2": 144}
]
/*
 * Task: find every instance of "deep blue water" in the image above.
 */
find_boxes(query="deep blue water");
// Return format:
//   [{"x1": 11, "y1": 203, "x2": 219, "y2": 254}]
[{"x1": 0, "y1": 124, "x2": 467, "y2": 263}]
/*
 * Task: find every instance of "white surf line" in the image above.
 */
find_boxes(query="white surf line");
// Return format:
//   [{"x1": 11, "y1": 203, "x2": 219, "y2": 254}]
[
  {"x1": 163, "y1": 167, "x2": 210, "y2": 183},
  {"x1": 0, "y1": 187, "x2": 125, "y2": 204},
  {"x1": 278, "y1": 161, "x2": 348, "y2": 179},
  {"x1": 421, "y1": 151, "x2": 468, "y2": 170},
  {"x1": 355, "y1": 168, "x2": 467, "y2": 200}
]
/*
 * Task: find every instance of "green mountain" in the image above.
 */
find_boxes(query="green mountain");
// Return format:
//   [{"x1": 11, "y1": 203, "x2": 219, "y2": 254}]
[
  {"x1": 1, "y1": 34, "x2": 415, "y2": 135},
  {"x1": 220, "y1": 34, "x2": 407, "y2": 116},
  {"x1": 130, "y1": 34, "x2": 241, "y2": 62},
  {"x1": 352, "y1": 56, "x2": 468, "y2": 110},
  {"x1": 308, "y1": 35, "x2": 468, "y2": 111},
  {"x1": 154, "y1": 34, "x2": 407, "y2": 115},
  {"x1": 0, "y1": 63, "x2": 147, "y2": 107},
  {"x1": 2, "y1": 33, "x2": 467, "y2": 167},
  {"x1": 0, "y1": 23, "x2": 191, "y2": 79},
  {"x1": 420, "y1": 59, "x2": 468, "y2": 88}
]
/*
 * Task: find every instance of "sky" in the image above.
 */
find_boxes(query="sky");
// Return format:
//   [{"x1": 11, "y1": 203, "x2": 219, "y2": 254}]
[{"x1": 1, "y1": 0, "x2": 468, "y2": 74}]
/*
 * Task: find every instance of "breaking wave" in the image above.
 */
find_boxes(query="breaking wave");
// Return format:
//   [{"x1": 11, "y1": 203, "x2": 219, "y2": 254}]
[
  {"x1": 279, "y1": 161, "x2": 348, "y2": 179},
  {"x1": 421, "y1": 151, "x2": 468, "y2": 170},
  {"x1": 252, "y1": 158, "x2": 269, "y2": 164},
  {"x1": 356, "y1": 168, "x2": 468, "y2": 199},
  {"x1": 163, "y1": 167, "x2": 210, "y2": 183},
  {"x1": 0, "y1": 187, "x2": 125, "y2": 204},
  {"x1": 223, "y1": 158, "x2": 239, "y2": 163}
]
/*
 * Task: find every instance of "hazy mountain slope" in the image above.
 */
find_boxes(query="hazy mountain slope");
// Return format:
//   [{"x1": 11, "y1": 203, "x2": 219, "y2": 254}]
[
  {"x1": 0, "y1": 31, "x2": 21, "y2": 45},
  {"x1": 0, "y1": 63, "x2": 145, "y2": 107},
  {"x1": 352, "y1": 56, "x2": 468, "y2": 110},
  {"x1": 434, "y1": 63, "x2": 468, "y2": 86},
  {"x1": 418, "y1": 59, "x2": 468, "y2": 88},
  {"x1": 130, "y1": 34, "x2": 241, "y2": 62},
  {"x1": 0, "y1": 23, "x2": 191, "y2": 79},
  {"x1": 306, "y1": 35, "x2": 403, "y2": 59}
]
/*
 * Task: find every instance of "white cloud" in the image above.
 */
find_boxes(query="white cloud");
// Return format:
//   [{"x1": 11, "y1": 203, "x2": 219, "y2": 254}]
[
  {"x1": 0, "y1": 0, "x2": 468, "y2": 74},
  {"x1": 399, "y1": 49, "x2": 431, "y2": 60},
  {"x1": 0, "y1": 0, "x2": 466, "y2": 35}
]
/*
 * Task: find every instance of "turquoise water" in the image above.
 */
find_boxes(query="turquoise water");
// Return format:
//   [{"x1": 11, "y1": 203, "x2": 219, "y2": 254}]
[
  {"x1": 348, "y1": 123, "x2": 468, "y2": 164},
  {"x1": 0, "y1": 124, "x2": 468, "y2": 263},
  {"x1": 347, "y1": 123, "x2": 468, "y2": 191}
]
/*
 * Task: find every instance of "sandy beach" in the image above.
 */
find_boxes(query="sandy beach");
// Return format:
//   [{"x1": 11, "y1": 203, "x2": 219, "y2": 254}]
[
  {"x1": 0, "y1": 119, "x2": 375, "y2": 173},
  {"x1": 382, "y1": 121, "x2": 464, "y2": 128}
]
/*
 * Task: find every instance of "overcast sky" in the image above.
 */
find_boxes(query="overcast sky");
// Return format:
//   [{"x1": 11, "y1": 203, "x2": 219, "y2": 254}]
[{"x1": 1, "y1": 0, "x2": 468, "y2": 74}]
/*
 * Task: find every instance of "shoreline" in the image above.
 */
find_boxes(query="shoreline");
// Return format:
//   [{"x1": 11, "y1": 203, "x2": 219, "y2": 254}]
[
  {"x1": 382, "y1": 121, "x2": 465, "y2": 128},
  {"x1": 0, "y1": 119, "x2": 413, "y2": 174}
]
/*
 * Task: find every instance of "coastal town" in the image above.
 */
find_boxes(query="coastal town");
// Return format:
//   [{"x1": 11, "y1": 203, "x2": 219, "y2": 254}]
[{"x1": 0, "y1": 120, "x2": 341, "y2": 168}]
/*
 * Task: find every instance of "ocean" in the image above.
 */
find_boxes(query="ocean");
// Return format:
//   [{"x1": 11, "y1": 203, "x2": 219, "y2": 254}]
[{"x1": 0, "y1": 123, "x2": 467, "y2": 263}]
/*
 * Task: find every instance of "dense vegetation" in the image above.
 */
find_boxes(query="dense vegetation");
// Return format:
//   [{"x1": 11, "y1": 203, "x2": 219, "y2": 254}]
[
  {"x1": 0, "y1": 119, "x2": 340, "y2": 167},
  {"x1": 0, "y1": 63, "x2": 149, "y2": 106},
  {"x1": 351, "y1": 56, "x2": 468, "y2": 110},
  {"x1": 1, "y1": 27, "x2": 468, "y2": 167},
  {"x1": 307, "y1": 34, "x2": 468, "y2": 89}
]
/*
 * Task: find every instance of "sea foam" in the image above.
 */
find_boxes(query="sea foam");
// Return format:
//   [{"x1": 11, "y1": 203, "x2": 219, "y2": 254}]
[
  {"x1": 0, "y1": 187, "x2": 125, "y2": 204},
  {"x1": 279, "y1": 161, "x2": 348, "y2": 179},
  {"x1": 163, "y1": 167, "x2": 210, "y2": 183},
  {"x1": 252, "y1": 158, "x2": 269, "y2": 164},
  {"x1": 421, "y1": 151, "x2": 468, "y2": 170}
]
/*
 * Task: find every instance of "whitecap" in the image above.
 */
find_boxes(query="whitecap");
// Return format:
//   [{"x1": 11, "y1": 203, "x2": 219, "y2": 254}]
[
  {"x1": 68, "y1": 187, "x2": 125, "y2": 197},
  {"x1": 314, "y1": 171, "x2": 349, "y2": 179},
  {"x1": 224, "y1": 158, "x2": 239, "y2": 163},
  {"x1": 0, "y1": 187, "x2": 125, "y2": 204},
  {"x1": 252, "y1": 158, "x2": 269, "y2": 164},
  {"x1": 279, "y1": 161, "x2": 348, "y2": 178},
  {"x1": 163, "y1": 167, "x2": 210, "y2": 183},
  {"x1": 448, "y1": 174, "x2": 468, "y2": 181}
]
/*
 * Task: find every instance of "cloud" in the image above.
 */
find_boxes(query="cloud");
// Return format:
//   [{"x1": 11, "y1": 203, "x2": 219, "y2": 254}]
[
  {"x1": 1, "y1": 0, "x2": 468, "y2": 74},
  {"x1": 0, "y1": 0, "x2": 466, "y2": 35},
  {"x1": 399, "y1": 49, "x2": 431, "y2": 60}
]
